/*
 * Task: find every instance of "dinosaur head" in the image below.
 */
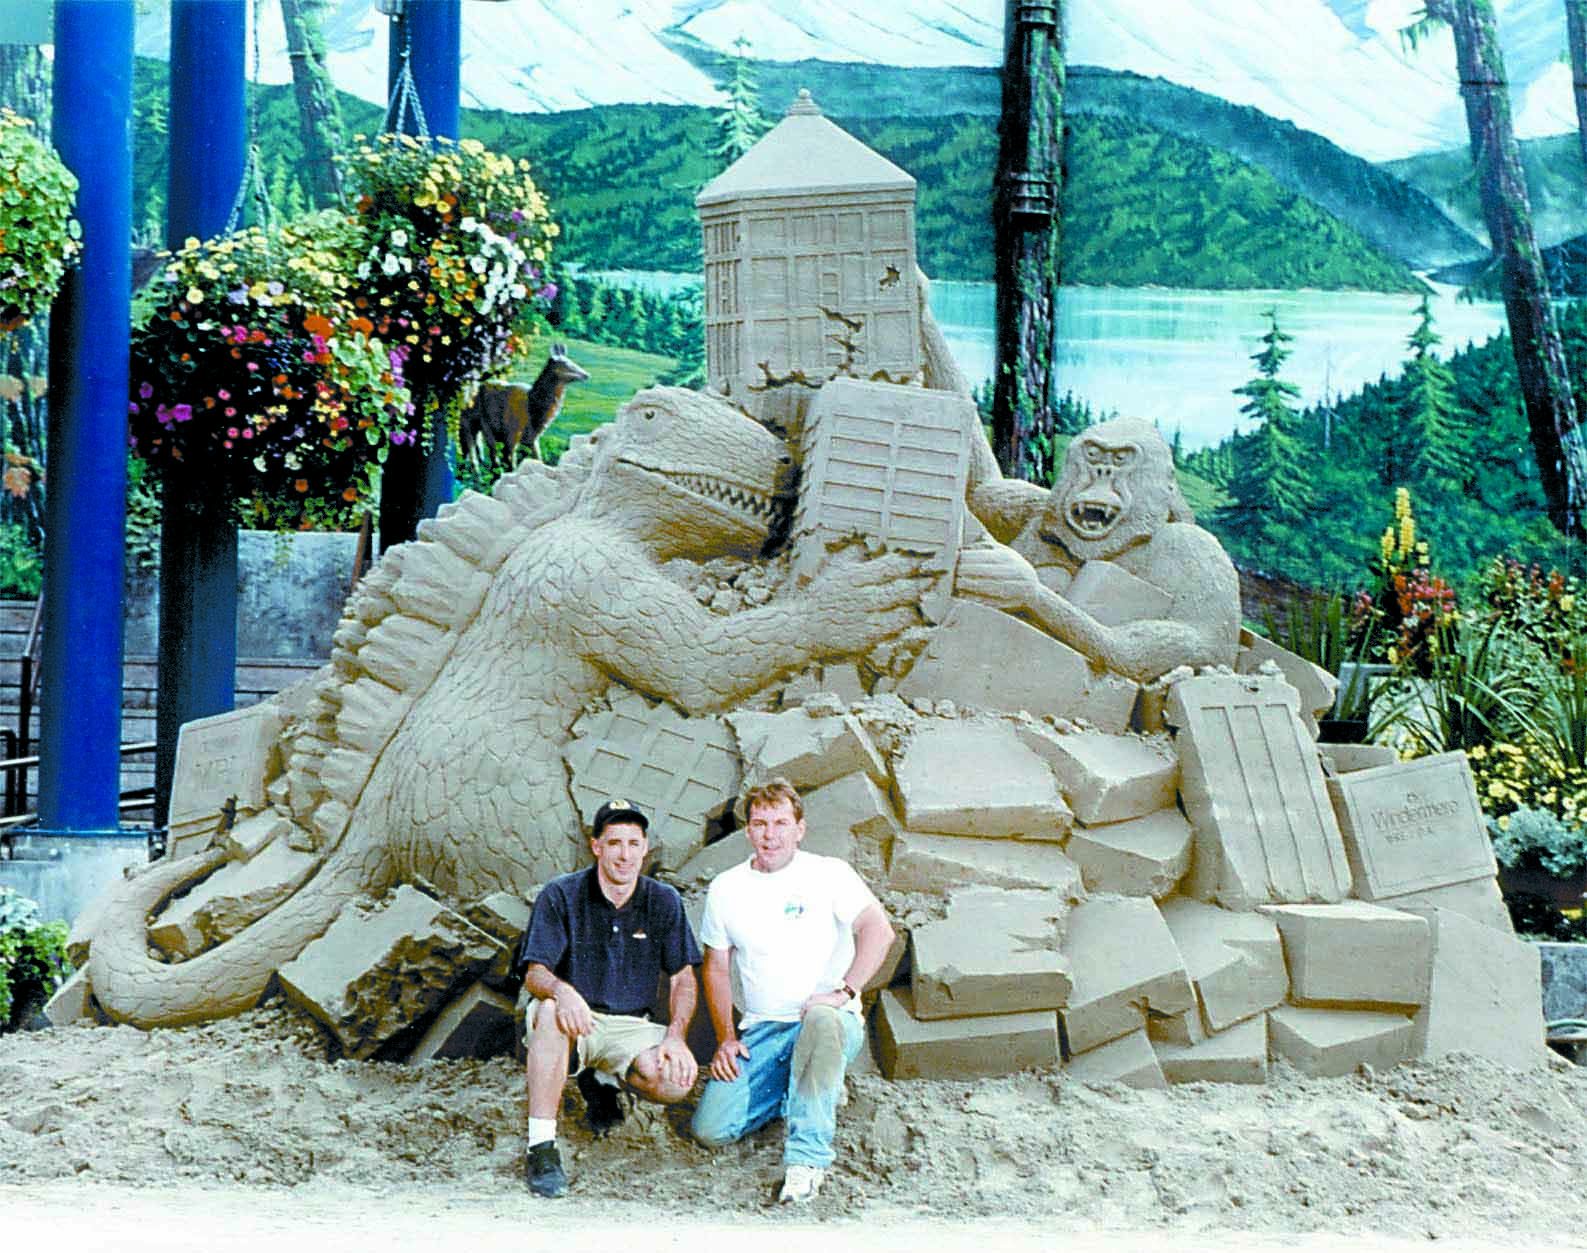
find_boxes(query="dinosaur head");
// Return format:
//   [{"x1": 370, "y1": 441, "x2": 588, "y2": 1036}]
[{"x1": 587, "y1": 387, "x2": 795, "y2": 558}]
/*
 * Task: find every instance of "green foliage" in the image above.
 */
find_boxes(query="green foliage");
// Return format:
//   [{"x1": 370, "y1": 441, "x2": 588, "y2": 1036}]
[
  {"x1": 125, "y1": 454, "x2": 163, "y2": 573},
  {"x1": 0, "y1": 519, "x2": 40, "y2": 597},
  {"x1": 0, "y1": 886, "x2": 69, "y2": 1031},
  {"x1": 712, "y1": 37, "x2": 772, "y2": 163},
  {"x1": 0, "y1": 108, "x2": 80, "y2": 332},
  {"x1": 1392, "y1": 295, "x2": 1464, "y2": 490}
]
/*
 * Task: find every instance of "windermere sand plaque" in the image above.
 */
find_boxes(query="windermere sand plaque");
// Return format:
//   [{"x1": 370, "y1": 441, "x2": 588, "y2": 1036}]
[{"x1": 1325, "y1": 751, "x2": 1496, "y2": 900}]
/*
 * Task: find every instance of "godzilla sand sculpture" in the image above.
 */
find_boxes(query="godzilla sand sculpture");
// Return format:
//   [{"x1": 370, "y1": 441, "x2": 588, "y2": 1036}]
[{"x1": 65, "y1": 93, "x2": 1546, "y2": 1085}]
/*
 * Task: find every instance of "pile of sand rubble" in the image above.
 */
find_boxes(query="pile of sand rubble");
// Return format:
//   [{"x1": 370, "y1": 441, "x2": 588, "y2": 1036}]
[{"x1": 2, "y1": 998, "x2": 1585, "y2": 1236}]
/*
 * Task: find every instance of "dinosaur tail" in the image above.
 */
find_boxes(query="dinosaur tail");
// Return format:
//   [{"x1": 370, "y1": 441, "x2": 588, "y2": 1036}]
[{"x1": 87, "y1": 841, "x2": 373, "y2": 1029}]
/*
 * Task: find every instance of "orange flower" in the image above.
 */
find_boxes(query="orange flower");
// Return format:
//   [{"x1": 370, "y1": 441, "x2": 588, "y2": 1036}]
[
  {"x1": 302, "y1": 313, "x2": 334, "y2": 338},
  {"x1": 294, "y1": 478, "x2": 308, "y2": 493},
  {"x1": 342, "y1": 486, "x2": 358, "y2": 502},
  {"x1": 350, "y1": 316, "x2": 374, "y2": 337}
]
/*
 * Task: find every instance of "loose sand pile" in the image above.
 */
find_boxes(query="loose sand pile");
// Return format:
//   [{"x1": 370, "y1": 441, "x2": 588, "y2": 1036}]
[{"x1": 2, "y1": 998, "x2": 1585, "y2": 1239}]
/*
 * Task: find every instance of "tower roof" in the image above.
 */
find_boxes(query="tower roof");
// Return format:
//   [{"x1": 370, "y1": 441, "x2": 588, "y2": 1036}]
[{"x1": 696, "y1": 90, "x2": 916, "y2": 208}]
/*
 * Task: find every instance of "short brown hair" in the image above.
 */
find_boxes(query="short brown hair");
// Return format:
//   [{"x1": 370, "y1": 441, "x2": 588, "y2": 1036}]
[{"x1": 740, "y1": 776, "x2": 803, "y2": 823}]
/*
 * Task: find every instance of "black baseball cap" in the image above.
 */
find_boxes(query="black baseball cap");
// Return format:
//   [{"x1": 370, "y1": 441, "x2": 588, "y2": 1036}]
[{"x1": 590, "y1": 798, "x2": 649, "y2": 838}]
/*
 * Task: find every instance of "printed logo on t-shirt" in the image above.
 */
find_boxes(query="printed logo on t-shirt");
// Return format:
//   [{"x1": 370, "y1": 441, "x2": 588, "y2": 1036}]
[{"x1": 783, "y1": 899, "x2": 806, "y2": 920}]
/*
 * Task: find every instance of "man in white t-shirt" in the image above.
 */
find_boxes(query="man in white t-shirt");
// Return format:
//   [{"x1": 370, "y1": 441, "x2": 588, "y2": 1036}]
[{"x1": 690, "y1": 777, "x2": 895, "y2": 1204}]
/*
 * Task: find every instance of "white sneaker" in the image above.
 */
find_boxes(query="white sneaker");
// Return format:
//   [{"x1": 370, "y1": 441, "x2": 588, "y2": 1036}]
[{"x1": 779, "y1": 1164, "x2": 825, "y2": 1204}]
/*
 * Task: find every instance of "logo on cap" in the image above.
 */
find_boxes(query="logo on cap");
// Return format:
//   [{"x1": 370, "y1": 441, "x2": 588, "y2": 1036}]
[{"x1": 609, "y1": 797, "x2": 630, "y2": 809}]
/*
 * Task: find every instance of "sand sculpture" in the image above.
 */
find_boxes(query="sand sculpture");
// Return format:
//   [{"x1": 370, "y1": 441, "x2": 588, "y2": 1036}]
[{"x1": 59, "y1": 92, "x2": 1546, "y2": 1084}]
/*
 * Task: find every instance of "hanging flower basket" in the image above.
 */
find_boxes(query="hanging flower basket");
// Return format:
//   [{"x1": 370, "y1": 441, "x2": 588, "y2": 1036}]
[
  {"x1": 342, "y1": 133, "x2": 558, "y2": 418},
  {"x1": 128, "y1": 211, "x2": 413, "y2": 532},
  {"x1": 0, "y1": 109, "x2": 81, "y2": 333}
]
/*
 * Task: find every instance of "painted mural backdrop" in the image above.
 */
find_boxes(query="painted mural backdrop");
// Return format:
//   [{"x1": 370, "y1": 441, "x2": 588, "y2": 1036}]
[{"x1": 124, "y1": 0, "x2": 1587, "y2": 587}]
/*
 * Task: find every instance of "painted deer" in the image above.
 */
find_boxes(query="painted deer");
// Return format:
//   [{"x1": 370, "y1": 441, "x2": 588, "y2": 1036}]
[{"x1": 458, "y1": 343, "x2": 590, "y2": 465}]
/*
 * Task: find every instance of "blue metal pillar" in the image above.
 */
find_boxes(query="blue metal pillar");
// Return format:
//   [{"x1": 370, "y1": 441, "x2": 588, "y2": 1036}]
[
  {"x1": 40, "y1": 1, "x2": 134, "y2": 831},
  {"x1": 379, "y1": 0, "x2": 460, "y2": 552},
  {"x1": 153, "y1": 0, "x2": 247, "y2": 824}
]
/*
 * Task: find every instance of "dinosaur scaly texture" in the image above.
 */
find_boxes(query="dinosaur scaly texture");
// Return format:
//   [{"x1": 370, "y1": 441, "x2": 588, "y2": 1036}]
[{"x1": 88, "y1": 389, "x2": 930, "y2": 1028}]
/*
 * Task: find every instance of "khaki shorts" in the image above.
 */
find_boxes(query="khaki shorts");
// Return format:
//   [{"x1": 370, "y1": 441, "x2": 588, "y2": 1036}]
[{"x1": 532, "y1": 999, "x2": 666, "y2": 1081}]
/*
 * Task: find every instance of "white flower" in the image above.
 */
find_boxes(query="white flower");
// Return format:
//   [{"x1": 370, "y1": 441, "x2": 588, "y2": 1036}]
[
  {"x1": 460, "y1": 216, "x2": 477, "y2": 232},
  {"x1": 382, "y1": 254, "x2": 400, "y2": 276},
  {"x1": 510, "y1": 283, "x2": 527, "y2": 299},
  {"x1": 253, "y1": 455, "x2": 267, "y2": 473},
  {"x1": 356, "y1": 262, "x2": 371, "y2": 280},
  {"x1": 390, "y1": 228, "x2": 408, "y2": 248},
  {"x1": 470, "y1": 257, "x2": 487, "y2": 274}
]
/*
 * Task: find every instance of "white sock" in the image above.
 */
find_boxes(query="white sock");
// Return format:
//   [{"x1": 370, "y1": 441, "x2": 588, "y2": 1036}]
[{"x1": 527, "y1": 1118, "x2": 557, "y2": 1148}]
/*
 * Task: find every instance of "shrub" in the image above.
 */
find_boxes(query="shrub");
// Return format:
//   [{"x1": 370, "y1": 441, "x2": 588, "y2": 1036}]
[{"x1": 0, "y1": 886, "x2": 69, "y2": 1031}]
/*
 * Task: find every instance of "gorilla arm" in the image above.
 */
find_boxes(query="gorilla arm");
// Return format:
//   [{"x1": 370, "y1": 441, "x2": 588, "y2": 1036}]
[{"x1": 954, "y1": 524, "x2": 1240, "y2": 684}]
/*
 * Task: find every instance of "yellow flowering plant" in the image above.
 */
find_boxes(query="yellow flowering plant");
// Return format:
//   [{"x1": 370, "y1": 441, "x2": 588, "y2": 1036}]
[
  {"x1": 0, "y1": 109, "x2": 80, "y2": 333},
  {"x1": 343, "y1": 133, "x2": 558, "y2": 429},
  {"x1": 1349, "y1": 487, "x2": 1454, "y2": 674}
]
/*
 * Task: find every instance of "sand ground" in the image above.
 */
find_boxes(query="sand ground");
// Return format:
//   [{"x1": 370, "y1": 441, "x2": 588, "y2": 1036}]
[{"x1": 3, "y1": 1000, "x2": 1586, "y2": 1250}]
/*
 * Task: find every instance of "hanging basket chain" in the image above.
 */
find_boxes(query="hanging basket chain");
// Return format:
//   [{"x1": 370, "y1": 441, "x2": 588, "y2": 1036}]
[
  {"x1": 220, "y1": 0, "x2": 281, "y2": 251},
  {"x1": 383, "y1": 25, "x2": 431, "y2": 142}
]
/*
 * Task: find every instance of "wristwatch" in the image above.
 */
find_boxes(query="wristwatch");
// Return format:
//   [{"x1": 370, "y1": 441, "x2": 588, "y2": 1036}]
[{"x1": 838, "y1": 981, "x2": 859, "y2": 1001}]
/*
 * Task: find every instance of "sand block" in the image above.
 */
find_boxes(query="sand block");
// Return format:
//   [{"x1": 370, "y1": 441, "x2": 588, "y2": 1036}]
[
  {"x1": 166, "y1": 817, "x2": 220, "y2": 861},
  {"x1": 1066, "y1": 809, "x2": 1192, "y2": 899},
  {"x1": 563, "y1": 692, "x2": 740, "y2": 869},
  {"x1": 1065, "y1": 1028, "x2": 1166, "y2": 1089},
  {"x1": 791, "y1": 379, "x2": 972, "y2": 572},
  {"x1": 887, "y1": 830, "x2": 1084, "y2": 895},
  {"x1": 1267, "y1": 1006, "x2": 1414, "y2": 1078},
  {"x1": 43, "y1": 967, "x2": 95, "y2": 1027},
  {"x1": 278, "y1": 885, "x2": 505, "y2": 1060},
  {"x1": 1060, "y1": 896, "x2": 1195, "y2": 1055},
  {"x1": 896, "y1": 600, "x2": 1138, "y2": 731},
  {"x1": 893, "y1": 721, "x2": 1069, "y2": 838},
  {"x1": 1159, "y1": 898, "x2": 1287, "y2": 1031},
  {"x1": 1325, "y1": 752, "x2": 1496, "y2": 902},
  {"x1": 1168, "y1": 672, "x2": 1351, "y2": 908},
  {"x1": 1016, "y1": 725, "x2": 1177, "y2": 825},
  {"x1": 875, "y1": 987, "x2": 1059, "y2": 1080},
  {"x1": 802, "y1": 771, "x2": 899, "y2": 849},
  {"x1": 408, "y1": 982, "x2": 518, "y2": 1063},
  {"x1": 1236, "y1": 628, "x2": 1338, "y2": 722},
  {"x1": 1261, "y1": 901, "x2": 1430, "y2": 1009},
  {"x1": 1318, "y1": 743, "x2": 1400, "y2": 775},
  {"x1": 217, "y1": 811, "x2": 292, "y2": 864},
  {"x1": 728, "y1": 709, "x2": 886, "y2": 790},
  {"x1": 168, "y1": 702, "x2": 283, "y2": 828},
  {"x1": 1410, "y1": 906, "x2": 1548, "y2": 1069},
  {"x1": 910, "y1": 887, "x2": 1073, "y2": 1019},
  {"x1": 1146, "y1": 1005, "x2": 1205, "y2": 1047},
  {"x1": 461, "y1": 891, "x2": 533, "y2": 948},
  {"x1": 1156, "y1": 1015, "x2": 1268, "y2": 1085},
  {"x1": 1066, "y1": 560, "x2": 1172, "y2": 628},
  {"x1": 149, "y1": 838, "x2": 319, "y2": 960},
  {"x1": 1375, "y1": 876, "x2": 1512, "y2": 936}
]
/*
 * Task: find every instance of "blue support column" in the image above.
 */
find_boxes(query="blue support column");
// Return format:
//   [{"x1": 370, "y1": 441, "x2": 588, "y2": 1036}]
[
  {"x1": 154, "y1": 0, "x2": 247, "y2": 824},
  {"x1": 379, "y1": 0, "x2": 460, "y2": 552},
  {"x1": 40, "y1": 1, "x2": 134, "y2": 831}
]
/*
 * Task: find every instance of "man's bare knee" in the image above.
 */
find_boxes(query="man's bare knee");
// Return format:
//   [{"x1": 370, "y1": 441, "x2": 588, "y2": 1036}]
[{"x1": 628, "y1": 1049, "x2": 691, "y2": 1105}]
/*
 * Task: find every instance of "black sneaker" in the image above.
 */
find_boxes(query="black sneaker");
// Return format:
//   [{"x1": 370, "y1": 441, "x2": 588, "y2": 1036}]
[
  {"x1": 577, "y1": 1067, "x2": 626, "y2": 1136},
  {"x1": 526, "y1": 1141, "x2": 566, "y2": 1197}
]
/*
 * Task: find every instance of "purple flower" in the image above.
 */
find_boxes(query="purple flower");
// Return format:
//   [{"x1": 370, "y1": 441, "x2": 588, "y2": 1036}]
[
  {"x1": 390, "y1": 429, "x2": 414, "y2": 446},
  {"x1": 128, "y1": 402, "x2": 139, "y2": 415},
  {"x1": 171, "y1": 403, "x2": 193, "y2": 423},
  {"x1": 138, "y1": 381, "x2": 153, "y2": 399},
  {"x1": 227, "y1": 288, "x2": 247, "y2": 305}
]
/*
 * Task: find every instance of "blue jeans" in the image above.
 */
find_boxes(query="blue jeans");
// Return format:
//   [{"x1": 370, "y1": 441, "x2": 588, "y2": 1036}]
[{"x1": 690, "y1": 1011, "x2": 865, "y2": 1167}]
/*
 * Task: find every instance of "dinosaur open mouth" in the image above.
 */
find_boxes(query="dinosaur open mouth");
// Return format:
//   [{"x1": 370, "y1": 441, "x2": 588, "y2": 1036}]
[
  {"x1": 1068, "y1": 499, "x2": 1120, "y2": 538},
  {"x1": 668, "y1": 471, "x2": 788, "y2": 524}
]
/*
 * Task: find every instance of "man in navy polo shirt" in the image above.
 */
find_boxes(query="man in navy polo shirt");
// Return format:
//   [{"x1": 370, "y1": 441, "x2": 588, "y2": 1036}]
[{"x1": 516, "y1": 798, "x2": 702, "y2": 1198}]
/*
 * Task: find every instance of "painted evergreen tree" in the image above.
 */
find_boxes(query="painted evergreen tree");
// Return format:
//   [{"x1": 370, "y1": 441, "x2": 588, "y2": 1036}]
[
  {"x1": 713, "y1": 37, "x2": 772, "y2": 164},
  {"x1": 1395, "y1": 295, "x2": 1466, "y2": 490},
  {"x1": 1220, "y1": 310, "x2": 1311, "y2": 565},
  {"x1": 280, "y1": 0, "x2": 345, "y2": 206}
]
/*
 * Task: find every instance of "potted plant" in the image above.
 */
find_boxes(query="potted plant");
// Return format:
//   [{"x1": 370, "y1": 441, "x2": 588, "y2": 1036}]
[{"x1": 0, "y1": 109, "x2": 80, "y2": 334}]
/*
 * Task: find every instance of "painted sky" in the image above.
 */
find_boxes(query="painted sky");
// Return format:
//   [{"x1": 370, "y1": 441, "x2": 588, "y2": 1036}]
[{"x1": 128, "y1": 0, "x2": 1578, "y2": 162}]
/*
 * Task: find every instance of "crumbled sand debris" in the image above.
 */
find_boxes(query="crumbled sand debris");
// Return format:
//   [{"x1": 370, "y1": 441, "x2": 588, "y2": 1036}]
[{"x1": 2, "y1": 1001, "x2": 1583, "y2": 1236}]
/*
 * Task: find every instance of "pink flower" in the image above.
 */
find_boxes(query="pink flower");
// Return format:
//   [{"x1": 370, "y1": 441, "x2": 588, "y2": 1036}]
[
  {"x1": 227, "y1": 428, "x2": 238, "y2": 438},
  {"x1": 218, "y1": 389, "x2": 230, "y2": 400}
]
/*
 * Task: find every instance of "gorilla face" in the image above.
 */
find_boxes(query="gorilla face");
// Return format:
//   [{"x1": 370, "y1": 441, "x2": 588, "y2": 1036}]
[{"x1": 1040, "y1": 417, "x2": 1189, "y2": 563}]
